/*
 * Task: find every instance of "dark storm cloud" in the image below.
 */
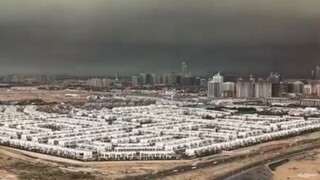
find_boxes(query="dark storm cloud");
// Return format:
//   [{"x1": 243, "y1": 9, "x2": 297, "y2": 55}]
[{"x1": 0, "y1": 0, "x2": 319, "y2": 76}]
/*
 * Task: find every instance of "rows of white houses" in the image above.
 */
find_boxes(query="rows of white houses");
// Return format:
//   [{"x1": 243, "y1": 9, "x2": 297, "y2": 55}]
[{"x1": 0, "y1": 105, "x2": 319, "y2": 160}]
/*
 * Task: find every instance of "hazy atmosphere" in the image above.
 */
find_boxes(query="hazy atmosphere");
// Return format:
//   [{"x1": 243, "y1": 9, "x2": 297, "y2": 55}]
[
  {"x1": 0, "y1": 0, "x2": 319, "y2": 77},
  {"x1": 1, "y1": 2, "x2": 320, "y2": 180}
]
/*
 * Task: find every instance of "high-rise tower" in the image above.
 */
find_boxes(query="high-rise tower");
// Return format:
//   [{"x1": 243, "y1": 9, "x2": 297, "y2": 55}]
[
  {"x1": 182, "y1": 62, "x2": 187, "y2": 77},
  {"x1": 207, "y1": 72, "x2": 224, "y2": 98},
  {"x1": 316, "y1": 65, "x2": 320, "y2": 80},
  {"x1": 115, "y1": 71, "x2": 119, "y2": 81}
]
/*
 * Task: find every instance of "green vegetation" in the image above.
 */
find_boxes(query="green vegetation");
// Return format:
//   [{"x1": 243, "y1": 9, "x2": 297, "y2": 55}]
[{"x1": 235, "y1": 107, "x2": 257, "y2": 114}]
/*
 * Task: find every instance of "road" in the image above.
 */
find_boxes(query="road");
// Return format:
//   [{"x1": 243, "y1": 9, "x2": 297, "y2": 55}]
[{"x1": 120, "y1": 135, "x2": 320, "y2": 179}]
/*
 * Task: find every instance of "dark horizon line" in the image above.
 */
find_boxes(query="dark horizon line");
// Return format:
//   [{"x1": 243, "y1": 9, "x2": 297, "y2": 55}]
[{"x1": 0, "y1": 71, "x2": 313, "y2": 80}]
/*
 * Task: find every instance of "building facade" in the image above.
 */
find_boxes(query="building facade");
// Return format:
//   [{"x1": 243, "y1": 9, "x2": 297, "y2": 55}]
[
  {"x1": 255, "y1": 78, "x2": 272, "y2": 98},
  {"x1": 207, "y1": 72, "x2": 224, "y2": 98},
  {"x1": 236, "y1": 77, "x2": 255, "y2": 98},
  {"x1": 223, "y1": 82, "x2": 235, "y2": 97}
]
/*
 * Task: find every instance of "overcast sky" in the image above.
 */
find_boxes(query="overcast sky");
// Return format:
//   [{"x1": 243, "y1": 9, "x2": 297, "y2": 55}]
[{"x1": 0, "y1": 0, "x2": 319, "y2": 77}]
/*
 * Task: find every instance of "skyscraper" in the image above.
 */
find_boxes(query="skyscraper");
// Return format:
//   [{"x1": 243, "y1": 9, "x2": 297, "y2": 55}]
[
  {"x1": 316, "y1": 65, "x2": 320, "y2": 80},
  {"x1": 236, "y1": 77, "x2": 255, "y2": 98},
  {"x1": 132, "y1": 73, "x2": 155, "y2": 86},
  {"x1": 115, "y1": 71, "x2": 120, "y2": 81},
  {"x1": 182, "y1": 62, "x2": 187, "y2": 77},
  {"x1": 223, "y1": 82, "x2": 235, "y2": 97},
  {"x1": 207, "y1": 80, "x2": 215, "y2": 98},
  {"x1": 315, "y1": 84, "x2": 320, "y2": 96},
  {"x1": 267, "y1": 72, "x2": 281, "y2": 97},
  {"x1": 303, "y1": 84, "x2": 312, "y2": 95},
  {"x1": 207, "y1": 72, "x2": 224, "y2": 98},
  {"x1": 132, "y1": 75, "x2": 143, "y2": 87},
  {"x1": 141, "y1": 73, "x2": 155, "y2": 85},
  {"x1": 292, "y1": 81, "x2": 304, "y2": 94},
  {"x1": 86, "y1": 78, "x2": 111, "y2": 87},
  {"x1": 254, "y1": 78, "x2": 272, "y2": 98}
]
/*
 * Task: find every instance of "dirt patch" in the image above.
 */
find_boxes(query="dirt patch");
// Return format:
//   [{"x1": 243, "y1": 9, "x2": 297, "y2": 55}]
[
  {"x1": 0, "y1": 146, "x2": 189, "y2": 180},
  {"x1": 273, "y1": 152, "x2": 320, "y2": 180},
  {"x1": 0, "y1": 170, "x2": 17, "y2": 180},
  {"x1": 0, "y1": 149, "x2": 101, "y2": 180}
]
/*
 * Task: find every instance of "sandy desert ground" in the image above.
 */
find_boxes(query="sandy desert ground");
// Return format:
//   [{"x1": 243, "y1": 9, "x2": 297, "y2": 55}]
[
  {"x1": 0, "y1": 89, "x2": 90, "y2": 103},
  {"x1": 273, "y1": 152, "x2": 320, "y2": 180},
  {"x1": 0, "y1": 147, "x2": 100, "y2": 180},
  {"x1": 0, "y1": 146, "x2": 192, "y2": 180}
]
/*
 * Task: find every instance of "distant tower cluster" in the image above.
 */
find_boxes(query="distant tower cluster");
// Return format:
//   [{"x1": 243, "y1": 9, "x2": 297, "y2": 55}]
[
  {"x1": 182, "y1": 62, "x2": 187, "y2": 77},
  {"x1": 131, "y1": 73, "x2": 156, "y2": 87},
  {"x1": 206, "y1": 72, "x2": 276, "y2": 99},
  {"x1": 86, "y1": 78, "x2": 111, "y2": 87},
  {"x1": 207, "y1": 72, "x2": 224, "y2": 98}
]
